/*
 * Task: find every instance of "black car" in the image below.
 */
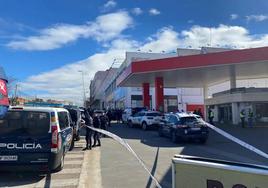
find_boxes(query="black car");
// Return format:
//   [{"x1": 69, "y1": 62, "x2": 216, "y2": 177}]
[
  {"x1": 0, "y1": 106, "x2": 73, "y2": 172},
  {"x1": 158, "y1": 113, "x2": 209, "y2": 143}
]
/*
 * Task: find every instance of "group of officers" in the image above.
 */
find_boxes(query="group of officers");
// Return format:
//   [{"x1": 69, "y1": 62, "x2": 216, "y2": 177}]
[
  {"x1": 208, "y1": 108, "x2": 254, "y2": 128},
  {"x1": 81, "y1": 110, "x2": 109, "y2": 150}
]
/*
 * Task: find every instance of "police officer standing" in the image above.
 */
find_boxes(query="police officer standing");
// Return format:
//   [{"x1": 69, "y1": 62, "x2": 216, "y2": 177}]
[
  {"x1": 240, "y1": 109, "x2": 246, "y2": 128},
  {"x1": 100, "y1": 112, "x2": 108, "y2": 137},
  {"x1": 92, "y1": 113, "x2": 101, "y2": 147},
  {"x1": 248, "y1": 109, "x2": 254, "y2": 127},
  {"x1": 208, "y1": 109, "x2": 214, "y2": 125},
  {"x1": 83, "y1": 110, "x2": 93, "y2": 150}
]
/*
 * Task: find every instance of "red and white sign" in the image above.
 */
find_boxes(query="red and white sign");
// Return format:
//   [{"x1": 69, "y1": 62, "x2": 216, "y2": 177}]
[{"x1": 0, "y1": 79, "x2": 9, "y2": 106}]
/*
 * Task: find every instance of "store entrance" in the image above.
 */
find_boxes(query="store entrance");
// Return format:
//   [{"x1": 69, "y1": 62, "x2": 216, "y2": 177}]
[{"x1": 218, "y1": 104, "x2": 232, "y2": 124}]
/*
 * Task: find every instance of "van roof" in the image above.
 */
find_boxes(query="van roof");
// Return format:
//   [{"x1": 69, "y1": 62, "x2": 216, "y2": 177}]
[{"x1": 9, "y1": 106, "x2": 68, "y2": 113}]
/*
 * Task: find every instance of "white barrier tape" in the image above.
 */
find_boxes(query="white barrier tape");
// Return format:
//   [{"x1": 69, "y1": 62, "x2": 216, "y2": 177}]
[
  {"x1": 205, "y1": 123, "x2": 268, "y2": 159},
  {"x1": 86, "y1": 126, "x2": 162, "y2": 188}
]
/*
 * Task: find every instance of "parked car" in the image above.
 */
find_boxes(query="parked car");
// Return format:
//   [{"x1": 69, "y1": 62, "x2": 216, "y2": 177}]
[
  {"x1": 0, "y1": 106, "x2": 74, "y2": 172},
  {"x1": 122, "y1": 107, "x2": 147, "y2": 123},
  {"x1": 128, "y1": 111, "x2": 163, "y2": 130},
  {"x1": 158, "y1": 112, "x2": 209, "y2": 143},
  {"x1": 64, "y1": 107, "x2": 82, "y2": 141}
]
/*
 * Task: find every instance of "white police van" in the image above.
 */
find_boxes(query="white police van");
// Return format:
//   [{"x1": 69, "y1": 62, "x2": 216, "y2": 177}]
[{"x1": 0, "y1": 106, "x2": 74, "y2": 172}]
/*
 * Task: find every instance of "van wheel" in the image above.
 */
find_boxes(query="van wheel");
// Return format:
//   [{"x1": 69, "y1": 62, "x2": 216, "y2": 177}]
[
  {"x1": 142, "y1": 122, "x2": 147, "y2": 131},
  {"x1": 69, "y1": 137, "x2": 75, "y2": 151},
  {"x1": 200, "y1": 138, "x2": 207, "y2": 144},
  {"x1": 128, "y1": 120, "x2": 133, "y2": 128},
  {"x1": 54, "y1": 154, "x2": 64, "y2": 172},
  {"x1": 171, "y1": 131, "x2": 178, "y2": 143},
  {"x1": 158, "y1": 127, "x2": 164, "y2": 137}
]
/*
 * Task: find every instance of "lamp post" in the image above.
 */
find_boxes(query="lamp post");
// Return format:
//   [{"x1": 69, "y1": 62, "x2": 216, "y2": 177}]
[{"x1": 78, "y1": 70, "x2": 86, "y2": 107}]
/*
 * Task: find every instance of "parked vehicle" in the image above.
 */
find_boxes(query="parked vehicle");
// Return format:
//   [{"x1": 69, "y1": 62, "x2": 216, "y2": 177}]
[
  {"x1": 0, "y1": 106, "x2": 74, "y2": 172},
  {"x1": 158, "y1": 113, "x2": 209, "y2": 143},
  {"x1": 128, "y1": 111, "x2": 163, "y2": 130},
  {"x1": 122, "y1": 107, "x2": 147, "y2": 123},
  {"x1": 64, "y1": 107, "x2": 82, "y2": 141}
]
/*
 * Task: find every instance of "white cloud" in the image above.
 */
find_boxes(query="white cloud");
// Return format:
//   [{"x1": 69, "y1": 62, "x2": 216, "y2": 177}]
[
  {"x1": 7, "y1": 11, "x2": 133, "y2": 50},
  {"x1": 132, "y1": 8, "x2": 143, "y2": 16},
  {"x1": 230, "y1": 14, "x2": 238, "y2": 20},
  {"x1": 180, "y1": 24, "x2": 268, "y2": 49},
  {"x1": 149, "y1": 8, "x2": 161, "y2": 16},
  {"x1": 102, "y1": 0, "x2": 117, "y2": 12},
  {"x1": 20, "y1": 24, "x2": 268, "y2": 104},
  {"x1": 246, "y1": 14, "x2": 268, "y2": 22},
  {"x1": 141, "y1": 27, "x2": 179, "y2": 52}
]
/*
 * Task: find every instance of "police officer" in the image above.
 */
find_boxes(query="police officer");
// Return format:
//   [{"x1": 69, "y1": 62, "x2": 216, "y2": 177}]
[
  {"x1": 100, "y1": 112, "x2": 108, "y2": 137},
  {"x1": 92, "y1": 113, "x2": 101, "y2": 147},
  {"x1": 248, "y1": 109, "x2": 254, "y2": 127},
  {"x1": 240, "y1": 109, "x2": 246, "y2": 128},
  {"x1": 83, "y1": 111, "x2": 93, "y2": 150},
  {"x1": 208, "y1": 109, "x2": 214, "y2": 125}
]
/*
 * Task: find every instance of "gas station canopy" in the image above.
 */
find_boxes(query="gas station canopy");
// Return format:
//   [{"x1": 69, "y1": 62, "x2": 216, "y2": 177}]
[{"x1": 117, "y1": 47, "x2": 268, "y2": 88}]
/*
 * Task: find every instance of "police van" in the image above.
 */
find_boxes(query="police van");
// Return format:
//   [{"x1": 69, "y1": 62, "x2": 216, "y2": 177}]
[{"x1": 0, "y1": 106, "x2": 74, "y2": 172}]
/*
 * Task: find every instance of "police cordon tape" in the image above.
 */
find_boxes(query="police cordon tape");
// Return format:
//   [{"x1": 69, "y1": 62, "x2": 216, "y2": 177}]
[
  {"x1": 205, "y1": 122, "x2": 268, "y2": 159},
  {"x1": 86, "y1": 126, "x2": 163, "y2": 188}
]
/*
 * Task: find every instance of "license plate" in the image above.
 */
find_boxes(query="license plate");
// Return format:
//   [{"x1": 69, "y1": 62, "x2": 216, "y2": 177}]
[
  {"x1": 191, "y1": 127, "x2": 201, "y2": 131},
  {"x1": 0, "y1": 155, "x2": 18, "y2": 161}
]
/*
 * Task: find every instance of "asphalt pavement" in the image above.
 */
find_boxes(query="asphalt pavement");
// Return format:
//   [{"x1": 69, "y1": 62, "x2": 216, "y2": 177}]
[{"x1": 99, "y1": 122, "x2": 268, "y2": 188}]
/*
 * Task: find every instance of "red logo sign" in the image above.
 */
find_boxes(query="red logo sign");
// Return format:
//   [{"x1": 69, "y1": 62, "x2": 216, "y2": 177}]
[{"x1": 0, "y1": 79, "x2": 9, "y2": 106}]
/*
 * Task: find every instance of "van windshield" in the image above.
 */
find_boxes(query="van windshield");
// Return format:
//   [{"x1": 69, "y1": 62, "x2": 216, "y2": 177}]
[{"x1": 0, "y1": 111, "x2": 50, "y2": 136}]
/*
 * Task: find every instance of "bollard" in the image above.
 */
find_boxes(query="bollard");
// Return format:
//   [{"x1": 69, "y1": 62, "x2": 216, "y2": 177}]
[{"x1": 0, "y1": 66, "x2": 9, "y2": 118}]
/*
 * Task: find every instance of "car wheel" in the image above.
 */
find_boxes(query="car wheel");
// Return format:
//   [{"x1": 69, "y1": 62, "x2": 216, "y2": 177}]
[
  {"x1": 128, "y1": 120, "x2": 133, "y2": 128},
  {"x1": 158, "y1": 127, "x2": 164, "y2": 137},
  {"x1": 200, "y1": 138, "x2": 207, "y2": 144},
  {"x1": 171, "y1": 131, "x2": 177, "y2": 143},
  {"x1": 54, "y1": 153, "x2": 64, "y2": 172},
  {"x1": 142, "y1": 122, "x2": 147, "y2": 131}
]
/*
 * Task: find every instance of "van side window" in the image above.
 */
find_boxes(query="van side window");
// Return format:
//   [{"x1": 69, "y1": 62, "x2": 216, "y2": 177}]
[{"x1": 58, "y1": 112, "x2": 69, "y2": 130}]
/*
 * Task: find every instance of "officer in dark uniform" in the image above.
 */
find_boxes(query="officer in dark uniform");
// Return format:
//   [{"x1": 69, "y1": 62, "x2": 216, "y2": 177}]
[
  {"x1": 100, "y1": 112, "x2": 108, "y2": 137},
  {"x1": 92, "y1": 113, "x2": 101, "y2": 147},
  {"x1": 83, "y1": 110, "x2": 93, "y2": 150}
]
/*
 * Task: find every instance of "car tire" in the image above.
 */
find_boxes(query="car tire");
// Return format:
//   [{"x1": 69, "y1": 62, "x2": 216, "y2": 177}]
[
  {"x1": 142, "y1": 122, "x2": 147, "y2": 131},
  {"x1": 171, "y1": 131, "x2": 178, "y2": 143},
  {"x1": 54, "y1": 153, "x2": 64, "y2": 172},
  {"x1": 128, "y1": 120, "x2": 133, "y2": 128},
  {"x1": 200, "y1": 138, "x2": 207, "y2": 144},
  {"x1": 158, "y1": 127, "x2": 164, "y2": 137}
]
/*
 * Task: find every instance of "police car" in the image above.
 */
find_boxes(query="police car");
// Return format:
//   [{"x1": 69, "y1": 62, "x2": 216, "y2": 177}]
[
  {"x1": 0, "y1": 106, "x2": 74, "y2": 172},
  {"x1": 158, "y1": 112, "x2": 209, "y2": 143}
]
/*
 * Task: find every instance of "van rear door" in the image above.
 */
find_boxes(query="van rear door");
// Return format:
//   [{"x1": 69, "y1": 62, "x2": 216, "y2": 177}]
[{"x1": 0, "y1": 110, "x2": 51, "y2": 165}]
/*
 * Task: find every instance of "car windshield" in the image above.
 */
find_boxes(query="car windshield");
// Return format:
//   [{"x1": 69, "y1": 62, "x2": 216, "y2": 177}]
[
  {"x1": 180, "y1": 116, "x2": 202, "y2": 125},
  {"x1": 146, "y1": 112, "x2": 161, "y2": 117},
  {"x1": 0, "y1": 111, "x2": 50, "y2": 136}
]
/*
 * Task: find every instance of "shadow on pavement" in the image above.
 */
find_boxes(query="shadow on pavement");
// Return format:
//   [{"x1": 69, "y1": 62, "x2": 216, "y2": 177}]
[
  {"x1": 107, "y1": 123, "x2": 182, "y2": 148},
  {"x1": 145, "y1": 147, "x2": 159, "y2": 188},
  {"x1": 0, "y1": 172, "x2": 47, "y2": 187}
]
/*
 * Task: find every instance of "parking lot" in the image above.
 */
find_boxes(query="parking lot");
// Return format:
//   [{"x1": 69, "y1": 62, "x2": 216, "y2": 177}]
[{"x1": 0, "y1": 123, "x2": 268, "y2": 188}]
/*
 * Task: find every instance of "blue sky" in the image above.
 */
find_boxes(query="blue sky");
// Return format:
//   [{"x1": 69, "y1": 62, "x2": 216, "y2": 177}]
[{"x1": 1, "y1": 0, "x2": 268, "y2": 103}]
